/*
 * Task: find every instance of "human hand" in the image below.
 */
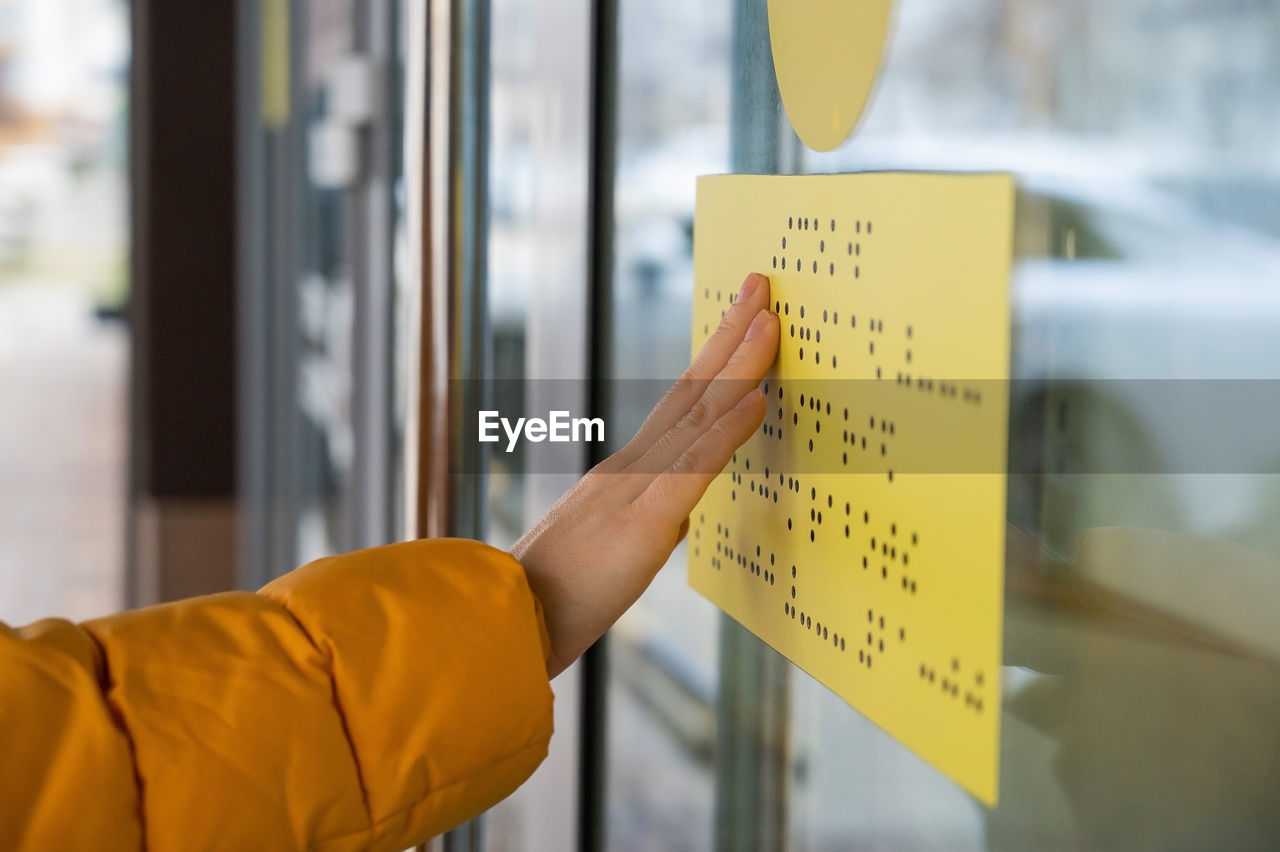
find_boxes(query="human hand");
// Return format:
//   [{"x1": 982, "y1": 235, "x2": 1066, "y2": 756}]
[{"x1": 513, "y1": 273, "x2": 780, "y2": 678}]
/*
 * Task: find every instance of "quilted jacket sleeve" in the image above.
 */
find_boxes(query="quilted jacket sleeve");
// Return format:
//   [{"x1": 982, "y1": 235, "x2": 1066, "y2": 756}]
[{"x1": 0, "y1": 538, "x2": 554, "y2": 851}]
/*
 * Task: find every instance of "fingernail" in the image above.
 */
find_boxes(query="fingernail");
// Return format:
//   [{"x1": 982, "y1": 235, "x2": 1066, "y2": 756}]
[
  {"x1": 745, "y1": 309, "x2": 772, "y2": 341},
  {"x1": 737, "y1": 274, "x2": 760, "y2": 302},
  {"x1": 735, "y1": 389, "x2": 762, "y2": 410}
]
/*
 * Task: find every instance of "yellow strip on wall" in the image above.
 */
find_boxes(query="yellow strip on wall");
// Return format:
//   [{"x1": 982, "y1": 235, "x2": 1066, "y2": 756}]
[{"x1": 261, "y1": 0, "x2": 291, "y2": 129}]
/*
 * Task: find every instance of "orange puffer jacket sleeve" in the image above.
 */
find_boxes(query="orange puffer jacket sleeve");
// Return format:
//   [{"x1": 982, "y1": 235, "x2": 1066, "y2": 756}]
[{"x1": 0, "y1": 538, "x2": 555, "y2": 851}]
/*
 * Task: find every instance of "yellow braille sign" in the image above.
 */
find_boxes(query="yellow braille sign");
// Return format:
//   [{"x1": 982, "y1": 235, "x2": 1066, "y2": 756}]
[{"x1": 689, "y1": 172, "x2": 1014, "y2": 804}]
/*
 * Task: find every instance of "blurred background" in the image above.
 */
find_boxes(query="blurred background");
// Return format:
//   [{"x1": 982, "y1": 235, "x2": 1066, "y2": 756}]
[
  {"x1": 0, "y1": 0, "x2": 127, "y2": 625},
  {"x1": 4, "y1": 0, "x2": 1280, "y2": 850}
]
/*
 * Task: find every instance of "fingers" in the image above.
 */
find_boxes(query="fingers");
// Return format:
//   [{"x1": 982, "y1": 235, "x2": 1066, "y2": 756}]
[
  {"x1": 609, "y1": 273, "x2": 771, "y2": 469},
  {"x1": 635, "y1": 388, "x2": 768, "y2": 525},
  {"x1": 684, "y1": 273, "x2": 772, "y2": 381},
  {"x1": 627, "y1": 308, "x2": 778, "y2": 476}
]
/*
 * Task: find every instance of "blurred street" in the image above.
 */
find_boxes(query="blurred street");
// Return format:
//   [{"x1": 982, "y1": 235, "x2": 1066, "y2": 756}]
[{"x1": 0, "y1": 162, "x2": 127, "y2": 625}]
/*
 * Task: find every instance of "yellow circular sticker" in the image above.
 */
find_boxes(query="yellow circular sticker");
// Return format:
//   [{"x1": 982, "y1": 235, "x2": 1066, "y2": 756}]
[{"x1": 768, "y1": 0, "x2": 893, "y2": 152}]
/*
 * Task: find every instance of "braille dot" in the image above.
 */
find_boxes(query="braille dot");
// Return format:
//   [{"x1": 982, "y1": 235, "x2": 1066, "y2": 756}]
[
  {"x1": 793, "y1": 413, "x2": 798, "y2": 425},
  {"x1": 812, "y1": 261, "x2": 818, "y2": 273},
  {"x1": 829, "y1": 263, "x2": 835, "y2": 276},
  {"x1": 820, "y1": 240, "x2": 825, "y2": 253},
  {"x1": 789, "y1": 217, "x2": 793, "y2": 229},
  {"x1": 800, "y1": 306, "x2": 805, "y2": 319},
  {"x1": 788, "y1": 518, "x2": 793, "y2": 530},
  {"x1": 791, "y1": 586, "x2": 796, "y2": 599},
  {"x1": 847, "y1": 242, "x2": 853, "y2": 255},
  {"x1": 810, "y1": 530, "x2": 815, "y2": 542},
  {"x1": 799, "y1": 347, "x2": 804, "y2": 360},
  {"x1": 772, "y1": 256, "x2": 777, "y2": 268},
  {"x1": 808, "y1": 440, "x2": 814, "y2": 452}
]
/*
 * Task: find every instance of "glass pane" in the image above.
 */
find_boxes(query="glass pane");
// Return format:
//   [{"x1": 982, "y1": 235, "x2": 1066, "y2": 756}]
[
  {"x1": 604, "y1": 0, "x2": 1280, "y2": 849},
  {"x1": 604, "y1": 1, "x2": 732, "y2": 849},
  {"x1": 293, "y1": 0, "x2": 361, "y2": 562},
  {"x1": 793, "y1": 3, "x2": 1280, "y2": 850}
]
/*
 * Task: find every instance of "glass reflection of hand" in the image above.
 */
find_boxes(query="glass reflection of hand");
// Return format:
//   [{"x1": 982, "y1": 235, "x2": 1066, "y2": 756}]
[{"x1": 514, "y1": 273, "x2": 779, "y2": 678}]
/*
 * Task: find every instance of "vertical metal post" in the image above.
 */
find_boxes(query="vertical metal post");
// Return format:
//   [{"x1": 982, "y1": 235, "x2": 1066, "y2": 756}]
[
  {"x1": 714, "y1": 2, "x2": 793, "y2": 849},
  {"x1": 407, "y1": 0, "x2": 492, "y2": 847},
  {"x1": 580, "y1": 1, "x2": 619, "y2": 848},
  {"x1": 349, "y1": 0, "x2": 399, "y2": 550}
]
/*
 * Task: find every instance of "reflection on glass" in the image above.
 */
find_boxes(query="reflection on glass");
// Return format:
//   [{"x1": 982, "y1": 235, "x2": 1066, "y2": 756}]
[
  {"x1": 792, "y1": 3, "x2": 1280, "y2": 850},
  {"x1": 604, "y1": 1, "x2": 731, "y2": 849}
]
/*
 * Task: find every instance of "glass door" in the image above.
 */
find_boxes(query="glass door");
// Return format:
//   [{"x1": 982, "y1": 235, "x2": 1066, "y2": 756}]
[
  {"x1": 423, "y1": 0, "x2": 1280, "y2": 849},
  {"x1": 598, "y1": 0, "x2": 1280, "y2": 850}
]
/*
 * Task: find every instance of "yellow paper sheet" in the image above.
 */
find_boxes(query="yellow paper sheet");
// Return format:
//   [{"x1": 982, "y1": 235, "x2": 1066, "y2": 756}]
[{"x1": 689, "y1": 172, "x2": 1014, "y2": 804}]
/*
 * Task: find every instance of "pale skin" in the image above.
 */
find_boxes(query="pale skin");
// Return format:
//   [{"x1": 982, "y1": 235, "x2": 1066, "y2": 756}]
[{"x1": 514, "y1": 272, "x2": 780, "y2": 678}]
